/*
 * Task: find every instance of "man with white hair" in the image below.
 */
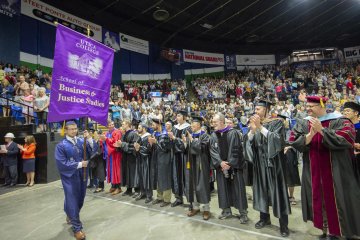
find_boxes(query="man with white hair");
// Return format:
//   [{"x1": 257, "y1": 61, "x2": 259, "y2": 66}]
[
  {"x1": 209, "y1": 112, "x2": 248, "y2": 223},
  {"x1": 0, "y1": 133, "x2": 19, "y2": 187}
]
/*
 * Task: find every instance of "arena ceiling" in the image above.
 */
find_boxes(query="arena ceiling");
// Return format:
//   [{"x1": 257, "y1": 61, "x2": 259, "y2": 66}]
[{"x1": 42, "y1": 0, "x2": 360, "y2": 54}]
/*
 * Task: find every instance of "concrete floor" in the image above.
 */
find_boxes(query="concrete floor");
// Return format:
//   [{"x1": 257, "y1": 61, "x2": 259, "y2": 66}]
[{"x1": 0, "y1": 181, "x2": 324, "y2": 240}]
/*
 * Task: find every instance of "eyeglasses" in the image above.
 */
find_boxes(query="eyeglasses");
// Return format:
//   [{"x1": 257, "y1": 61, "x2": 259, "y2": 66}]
[{"x1": 306, "y1": 104, "x2": 320, "y2": 109}]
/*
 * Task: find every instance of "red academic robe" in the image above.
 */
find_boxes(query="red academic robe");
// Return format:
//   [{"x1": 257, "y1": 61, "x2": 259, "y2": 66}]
[{"x1": 104, "y1": 129, "x2": 122, "y2": 184}]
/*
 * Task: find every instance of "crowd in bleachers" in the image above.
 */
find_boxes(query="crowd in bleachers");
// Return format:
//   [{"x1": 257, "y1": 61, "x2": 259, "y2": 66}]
[{"x1": 1, "y1": 60, "x2": 360, "y2": 132}]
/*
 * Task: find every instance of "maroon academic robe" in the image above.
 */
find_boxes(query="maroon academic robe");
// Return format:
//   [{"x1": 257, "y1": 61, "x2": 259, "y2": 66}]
[{"x1": 290, "y1": 115, "x2": 360, "y2": 237}]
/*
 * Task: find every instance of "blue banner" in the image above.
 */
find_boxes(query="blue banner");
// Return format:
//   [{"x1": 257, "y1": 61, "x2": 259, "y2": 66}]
[{"x1": 225, "y1": 54, "x2": 236, "y2": 71}]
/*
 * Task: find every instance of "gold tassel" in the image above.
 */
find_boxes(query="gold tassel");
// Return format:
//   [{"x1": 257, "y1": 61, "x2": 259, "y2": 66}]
[
  {"x1": 187, "y1": 161, "x2": 190, "y2": 169},
  {"x1": 60, "y1": 120, "x2": 66, "y2": 136},
  {"x1": 320, "y1": 98, "x2": 325, "y2": 108}
]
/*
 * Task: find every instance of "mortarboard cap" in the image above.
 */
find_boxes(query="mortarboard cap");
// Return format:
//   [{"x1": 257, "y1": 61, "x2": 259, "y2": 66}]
[
  {"x1": 177, "y1": 110, "x2": 188, "y2": 117},
  {"x1": 255, "y1": 98, "x2": 274, "y2": 108},
  {"x1": 277, "y1": 114, "x2": 289, "y2": 120},
  {"x1": 192, "y1": 115, "x2": 204, "y2": 123},
  {"x1": 65, "y1": 121, "x2": 77, "y2": 126},
  {"x1": 151, "y1": 118, "x2": 162, "y2": 124},
  {"x1": 343, "y1": 101, "x2": 360, "y2": 113}
]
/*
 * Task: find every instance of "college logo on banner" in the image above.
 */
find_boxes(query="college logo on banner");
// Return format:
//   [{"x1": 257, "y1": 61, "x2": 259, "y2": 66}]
[
  {"x1": 21, "y1": 0, "x2": 102, "y2": 41},
  {"x1": 119, "y1": 33, "x2": 149, "y2": 55},
  {"x1": 47, "y1": 24, "x2": 114, "y2": 125},
  {"x1": 225, "y1": 55, "x2": 236, "y2": 70},
  {"x1": 183, "y1": 49, "x2": 224, "y2": 65},
  {"x1": 0, "y1": 0, "x2": 20, "y2": 18},
  {"x1": 102, "y1": 28, "x2": 120, "y2": 51}
]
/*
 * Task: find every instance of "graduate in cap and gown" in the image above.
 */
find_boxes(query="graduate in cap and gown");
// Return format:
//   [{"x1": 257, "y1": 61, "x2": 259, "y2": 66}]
[
  {"x1": 289, "y1": 96, "x2": 360, "y2": 239},
  {"x1": 210, "y1": 112, "x2": 248, "y2": 224},
  {"x1": 149, "y1": 118, "x2": 173, "y2": 207},
  {"x1": 169, "y1": 110, "x2": 192, "y2": 207},
  {"x1": 55, "y1": 121, "x2": 91, "y2": 240},
  {"x1": 243, "y1": 99, "x2": 291, "y2": 237},
  {"x1": 134, "y1": 123, "x2": 153, "y2": 203},
  {"x1": 343, "y1": 101, "x2": 360, "y2": 180},
  {"x1": 186, "y1": 116, "x2": 212, "y2": 220}
]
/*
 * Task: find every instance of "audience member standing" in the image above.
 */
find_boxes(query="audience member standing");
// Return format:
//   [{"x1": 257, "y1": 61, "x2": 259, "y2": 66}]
[{"x1": 18, "y1": 135, "x2": 36, "y2": 187}]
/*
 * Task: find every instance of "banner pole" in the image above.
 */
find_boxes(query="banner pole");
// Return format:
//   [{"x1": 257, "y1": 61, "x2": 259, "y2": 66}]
[{"x1": 83, "y1": 25, "x2": 91, "y2": 182}]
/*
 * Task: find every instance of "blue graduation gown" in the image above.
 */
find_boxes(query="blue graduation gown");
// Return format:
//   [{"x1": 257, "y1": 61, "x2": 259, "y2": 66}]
[{"x1": 55, "y1": 138, "x2": 88, "y2": 233}]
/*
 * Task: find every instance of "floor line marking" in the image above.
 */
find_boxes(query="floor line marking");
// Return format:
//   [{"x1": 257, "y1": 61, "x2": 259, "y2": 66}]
[{"x1": 89, "y1": 193, "x2": 289, "y2": 240}]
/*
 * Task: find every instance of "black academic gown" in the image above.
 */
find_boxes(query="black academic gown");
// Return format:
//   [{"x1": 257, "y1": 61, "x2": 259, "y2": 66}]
[
  {"x1": 135, "y1": 132, "x2": 153, "y2": 191},
  {"x1": 151, "y1": 131, "x2": 173, "y2": 192},
  {"x1": 89, "y1": 139, "x2": 106, "y2": 182},
  {"x1": 288, "y1": 118, "x2": 313, "y2": 222},
  {"x1": 172, "y1": 123, "x2": 191, "y2": 198},
  {"x1": 244, "y1": 119, "x2": 291, "y2": 218},
  {"x1": 354, "y1": 122, "x2": 360, "y2": 180},
  {"x1": 187, "y1": 132, "x2": 211, "y2": 204},
  {"x1": 284, "y1": 147, "x2": 301, "y2": 187},
  {"x1": 210, "y1": 128, "x2": 248, "y2": 211},
  {"x1": 289, "y1": 117, "x2": 360, "y2": 237},
  {"x1": 119, "y1": 130, "x2": 140, "y2": 188}
]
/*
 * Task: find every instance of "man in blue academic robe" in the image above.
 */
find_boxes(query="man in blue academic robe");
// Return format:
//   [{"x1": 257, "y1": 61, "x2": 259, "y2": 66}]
[{"x1": 55, "y1": 121, "x2": 90, "y2": 240}]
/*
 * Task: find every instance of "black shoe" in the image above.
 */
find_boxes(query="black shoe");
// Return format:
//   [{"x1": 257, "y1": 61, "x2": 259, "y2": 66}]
[
  {"x1": 255, "y1": 219, "x2": 271, "y2": 229},
  {"x1": 326, "y1": 236, "x2": 339, "y2": 240},
  {"x1": 160, "y1": 202, "x2": 170, "y2": 207},
  {"x1": 145, "y1": 197, "x2": 153, "y2": 204},
  {"x1": 87, "y1": 185, "x2": 94, "y2": 189},
  {"x1": 318, "y1": 233, "x2": 327, "y2": 240},
  {"x1": 93, "y1": 188, "x2": 104, "y2": 193},
  {"x1": 135, "y1": 193, "x2": 145, "y2": 201},
  {"x1": 218, "y1": 212, "x2": 232, "y2": 220},
  {"x1": 2, "y1": 183, "x2": 10, "y2": 187},
  {"x1": 9, "y1": 183, "x2": 16, "y2": 187},
  {"x1": 239, "y1": 214, "x2": 249, "y2": 224},
  {"x1": 152, "y1": 199, "x2": 163, "y2": 205},
  {"x1": 132, "y1": 192, "x2": 139, "y2": 198},
  {"x1": 122, "y1": 190, "x2": 132, "y2": 196},
  {"x1": 280, "y1": 226, "x2": 290, "y2": 237},
  {"x1": 171, "y1": 199, "x2": 183, "y2": 207}
]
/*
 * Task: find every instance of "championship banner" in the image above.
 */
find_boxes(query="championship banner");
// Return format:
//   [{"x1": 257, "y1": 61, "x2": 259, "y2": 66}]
[
  {"x1": 183, "y1": 49, "x2": 224, "y2": 65},
  {"x1": 120, "y1": 32, "x2": 149, "y2": 55},
  {"x1": 47, "y1": 24, "x2": 114, "y2": 125},
  {"x1": 225, "y1": 54, "x2": 237, "y2": 70},
  {"x1": 21, "y1": 0, "x2": 102, "y2": 41},
  {"x1": 344, "y1": 46, "x2": 360, "y2": 59}
]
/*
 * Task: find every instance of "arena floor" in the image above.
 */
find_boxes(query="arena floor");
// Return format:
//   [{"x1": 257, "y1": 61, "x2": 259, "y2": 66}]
[{"x1": 0, "y1": 180, "x2": 323, "y2": 240}]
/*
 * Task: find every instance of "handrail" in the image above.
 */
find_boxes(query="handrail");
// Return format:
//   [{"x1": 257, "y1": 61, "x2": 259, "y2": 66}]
[{"x1": 0, "y1": 95, "x2": 37, "y2": 119}]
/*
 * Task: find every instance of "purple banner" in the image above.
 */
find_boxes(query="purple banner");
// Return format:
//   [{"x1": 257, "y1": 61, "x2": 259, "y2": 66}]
[{"x1": 48, "y1": 24, "x2": 114, "y2": 125}]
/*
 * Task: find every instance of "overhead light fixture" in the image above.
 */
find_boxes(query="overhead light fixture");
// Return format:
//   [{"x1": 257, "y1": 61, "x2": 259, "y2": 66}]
[
  {"x1": 325, "y1": 48, "x2": 334, "y2": 51},
  {"x1": 312, "y1": 52, "x2": 321, "y2": 54},
  {"x1": 293, "y1": 51, "x2": 299, "y2": 54},
  {"x1": 200, "y1": 23, "x2": 213, "y2": 29},
  {"x1": 297, "y1": 53, "x2": 306, "y2": 56},
  {"x1": 299, "y1": 50, "x2": 308, "y2": 53}
]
